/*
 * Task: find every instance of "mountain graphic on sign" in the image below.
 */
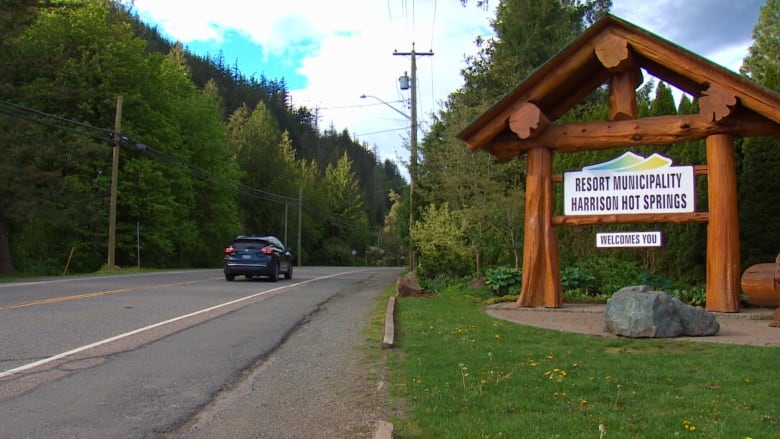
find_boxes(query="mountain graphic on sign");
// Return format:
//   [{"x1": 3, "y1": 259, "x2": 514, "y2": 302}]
[{"x1": 582, "y1": 151, "x2": 673, "y2": 172}]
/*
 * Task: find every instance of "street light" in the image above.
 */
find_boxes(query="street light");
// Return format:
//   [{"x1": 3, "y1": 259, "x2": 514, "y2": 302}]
[{"x1": 360, "y1": 94, "x2": 410, "y2": 121}]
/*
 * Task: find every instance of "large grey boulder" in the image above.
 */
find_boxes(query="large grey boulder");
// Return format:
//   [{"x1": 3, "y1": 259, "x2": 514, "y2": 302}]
[{"x1": 604, "y1": 285, "x2": 720, "y2": 337}]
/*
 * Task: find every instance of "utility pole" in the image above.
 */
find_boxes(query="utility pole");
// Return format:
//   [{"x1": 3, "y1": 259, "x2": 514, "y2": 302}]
[
  {"x1": 107, "y1": 95, "x2": 122, "y2": 268},
  {"x1": 394, "y1": 43, "x2": 433, "y2": 271},
  {"x1": 297, "y1": 186, "x2": 302, "y2": 267}
]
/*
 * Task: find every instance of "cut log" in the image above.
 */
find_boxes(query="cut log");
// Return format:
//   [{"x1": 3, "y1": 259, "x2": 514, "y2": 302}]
[
  {"x1": 741, "y1": 253, "x2": 780, "y2": 307},
  {"x1": 700, "y1": 83, "x2": 738, "y2": 123},
  {"x1": 509, "y1": 102, "x2": 550, "y2": 139},
  {"x1": 595, "y1": 33, "x2": 632, "y2": 71}
]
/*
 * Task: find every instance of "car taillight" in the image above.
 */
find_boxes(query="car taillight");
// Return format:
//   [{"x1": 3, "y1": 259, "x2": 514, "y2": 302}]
[
  {"x1": 225, "y1": 246, "x2": 234, "y2": 254},
  {"x1": 261, "y1": 247, "x2": 273, "y2": 255}
]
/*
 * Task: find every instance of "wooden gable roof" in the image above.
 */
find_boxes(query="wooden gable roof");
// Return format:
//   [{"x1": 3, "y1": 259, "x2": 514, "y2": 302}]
[{"x1": 458, "y1": 14, "x2": 780, "y2": 162}]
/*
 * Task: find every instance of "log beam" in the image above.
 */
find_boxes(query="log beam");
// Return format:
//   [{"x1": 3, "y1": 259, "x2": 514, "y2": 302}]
[
  {"x1": 488, "y1": 113, "x2": 780, "y2": 162},
  {"x1": 552, "y1": 212, "x2": 709, "y2": 226},
  {"x1": 519, "y1": 147, "x2": 562, "y2": 308},
  {"x1": 705, "y1": 134, "x2": 740, "y2": 312}
]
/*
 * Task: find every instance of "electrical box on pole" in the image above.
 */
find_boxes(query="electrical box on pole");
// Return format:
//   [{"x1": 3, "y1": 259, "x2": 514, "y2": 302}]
[{"x1": 398, "y1": 72, "x2": 410, "y2": 90}]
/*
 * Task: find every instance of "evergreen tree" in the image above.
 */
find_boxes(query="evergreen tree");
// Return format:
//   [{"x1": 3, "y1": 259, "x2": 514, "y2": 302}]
[
  {"x1": 414, "y1": 0, "x2": 611, "y2": 276},
  {"x1": 319, "y1": 153, "x2": 369, "y2": 264},
  {"x1": 738, "y1": 0, "x2": 780, "y2": 267}
]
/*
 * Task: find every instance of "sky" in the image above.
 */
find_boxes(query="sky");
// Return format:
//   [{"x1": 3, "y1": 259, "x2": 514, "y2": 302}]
[{"x1": 120, "y1": 0, "x2": 765, "y2": 174}]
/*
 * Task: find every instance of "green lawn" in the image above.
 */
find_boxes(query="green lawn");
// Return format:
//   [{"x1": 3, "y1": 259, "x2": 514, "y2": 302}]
[{"x1": 386, "y1": 295, "x2": 779, "y2": 439}]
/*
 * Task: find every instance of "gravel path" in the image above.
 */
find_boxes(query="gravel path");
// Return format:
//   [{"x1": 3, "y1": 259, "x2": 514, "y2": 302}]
[{"x1": 166, "y1": 273, "x2": 395, "y2": 438}]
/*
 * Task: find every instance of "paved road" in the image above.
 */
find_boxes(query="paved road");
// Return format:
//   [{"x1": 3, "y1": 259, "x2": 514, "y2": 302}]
[{"x1": 0, "y1": 267, "x2": 402, "y2": 438}]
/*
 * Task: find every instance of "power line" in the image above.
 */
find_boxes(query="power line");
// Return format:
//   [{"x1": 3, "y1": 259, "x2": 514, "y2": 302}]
[
  {"x1": 0, "y1": 98, "x2": 116, "y2": 144},
  {"x1": 0, "y1": 98, "x2": 298, "y2": 205},
  {"x1": 356, "y1": 126, "x2": 409, "y2": 137}
]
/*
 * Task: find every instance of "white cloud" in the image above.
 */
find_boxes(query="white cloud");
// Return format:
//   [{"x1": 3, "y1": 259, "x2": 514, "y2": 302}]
[{"x1": 124, "y1": 0, "x2": 761, "y2": 172}]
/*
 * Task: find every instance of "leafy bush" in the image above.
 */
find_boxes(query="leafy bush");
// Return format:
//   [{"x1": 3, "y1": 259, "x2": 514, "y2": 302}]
[
  {"x1": 639, "y1": 271, "x2": 673, "y2": 290},
  {"x1": 484, "y1": 266, "x2": 521, "y2": 296},
  {"x1": 564, "y1": 288, "x2": 609, "y2": 303},
  {"x1": 668, "y1": 286, "x2": 706, "y2": 306},
  {"x1": 574, "y1": 256, "x2": 644, "y2": 295},
  {"x1": 560, "y1": 265, "x2": 596, "y2": 292},
  {"x1": 411, "y1": 203, "x2": 473, "y2": 278},
  {"x1": 418, "y1": 274, "x2": 456, "y2": 294}
]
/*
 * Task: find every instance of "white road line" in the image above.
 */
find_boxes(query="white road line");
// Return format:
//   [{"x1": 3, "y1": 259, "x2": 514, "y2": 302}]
[{"x1": 0, "y1": 271, "x2": 357, "y2": 379}]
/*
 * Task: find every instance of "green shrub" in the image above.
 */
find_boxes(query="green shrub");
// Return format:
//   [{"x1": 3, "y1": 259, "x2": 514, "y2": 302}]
[
  {"x1": 668, "y1": 286, "x2": 706, "y2": 306},
  {"x1": 411, "y1": 203, "x2": 473, "y2": 278},
  {"x1": 560, "y1": 265, "x2": 595, "y2": 292},
  {"x1": 574, "y1": 256, "x2": 644, "y2": 295},
  {"x1": 418, "y1": 273, "x2": 456, "y2": 294},
  {"x1": 484, "y1": 266, "x2": 521, "y2": 296},
  {"x1": 563, "y1": 288, "x2": 609, "y2": 303},
  {"x1": 639, "y1": 271, "x2": 673, "y2": 290}
]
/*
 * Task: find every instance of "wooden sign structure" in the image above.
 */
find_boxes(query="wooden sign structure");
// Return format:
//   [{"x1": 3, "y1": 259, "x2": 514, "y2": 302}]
[{"x1": 458, "y1": 15, "x2": 780, "y2": 312}]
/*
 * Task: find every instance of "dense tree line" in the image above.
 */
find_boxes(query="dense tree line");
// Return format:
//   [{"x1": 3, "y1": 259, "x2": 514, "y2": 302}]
[
  {"x1": 411, "y1": 0, "x2": 780, "y2": 290},
  {"x1": 3, "y1": 0, "x2": 778, "y2": 286},
  {"x1": 0, "y1": 0, "x2": 405, "y2": 274}
]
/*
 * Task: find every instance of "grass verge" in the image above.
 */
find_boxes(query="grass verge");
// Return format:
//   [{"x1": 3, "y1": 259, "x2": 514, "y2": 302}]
[{"x1": 386, "y1": 295, "x2": 779, "y2": 438}]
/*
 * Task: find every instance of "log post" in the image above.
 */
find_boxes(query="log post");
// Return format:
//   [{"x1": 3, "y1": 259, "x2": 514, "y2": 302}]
[
  {"x1": 518, "y1": 147, "x2": 562, "y2": 308},
  {"x1": 706, "y1": 133, "x2": 740, "y2": 312},
  {"x1": 595, "y1": 33, "x2": 642, "y2": 121},
  {"x1": 608, "y1": 70, "x2": 641, "y2": 121}
]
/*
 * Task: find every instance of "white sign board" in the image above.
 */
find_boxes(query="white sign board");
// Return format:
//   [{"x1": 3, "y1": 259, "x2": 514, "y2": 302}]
[
  {"x1": 564, "y1": 152, "x2": 695, "y2": 216},
  {"x1": 596, "y1": 231, "x2": 662, "y2": 248}
]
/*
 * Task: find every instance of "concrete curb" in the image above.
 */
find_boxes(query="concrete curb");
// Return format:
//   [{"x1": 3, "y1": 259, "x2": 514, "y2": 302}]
[
  {"x1": 375, "y1": 296, "x2": 397, "y2": 438},
  {"x1": 382, "y1": 296, "x2": 396, "y2": 347},
  {"x1": 373, "y1": 420, "x2": 394, "y2": 439}
]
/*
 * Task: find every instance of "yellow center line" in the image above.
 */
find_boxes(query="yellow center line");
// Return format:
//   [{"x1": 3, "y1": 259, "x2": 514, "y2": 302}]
[
  {"x1": 0, "y1": 288, "x2": 133, "y2": 311},
  {"x1": 0, "y1": 277, "x2": 222, "y2": 311}
]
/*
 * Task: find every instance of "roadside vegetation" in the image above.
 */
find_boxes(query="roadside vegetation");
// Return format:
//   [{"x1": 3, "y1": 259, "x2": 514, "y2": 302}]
[
  {"x1": 419, "y1": 256, "x2": 709, "y2": 308},
  {"x1": 380, "y1": 287, "x2": 778, "y2": 438}
]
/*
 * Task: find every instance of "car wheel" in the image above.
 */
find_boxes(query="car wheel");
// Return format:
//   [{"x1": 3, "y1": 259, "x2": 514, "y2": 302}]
[
  {"x1": 269, "y1": 263, "x2": 279, "y2": 282},
  {"x1": 284, "y1": 264, "x2": 292, "y2": 280},
  {"x1": 225, "y1": 273, "x2": 235, "y2": 281}
]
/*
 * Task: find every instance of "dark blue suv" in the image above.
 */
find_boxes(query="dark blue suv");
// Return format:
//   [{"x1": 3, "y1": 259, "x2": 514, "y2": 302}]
[{"x1": 224, "y1": 235, "x2": 293, "y2": 282}]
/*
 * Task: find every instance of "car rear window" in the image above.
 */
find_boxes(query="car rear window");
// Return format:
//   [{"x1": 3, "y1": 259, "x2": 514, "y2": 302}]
[{"x1": 232, "y1": 240, "x2": 269, "y2": 250}]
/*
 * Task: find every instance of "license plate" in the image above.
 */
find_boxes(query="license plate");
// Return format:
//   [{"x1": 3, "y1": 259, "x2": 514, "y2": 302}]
[{"x1": 242, "y1": 255, "x2": 251, "y2": 260}]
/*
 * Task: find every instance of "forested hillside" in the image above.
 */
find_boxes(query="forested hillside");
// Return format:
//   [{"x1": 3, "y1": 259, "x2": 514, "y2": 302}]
[
  {"x1": 0, "y1": 0, "x2": 406, "y2": 274},
  {"x1": 2, "y1": 0, "x2": 778, "y2": 291}
]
